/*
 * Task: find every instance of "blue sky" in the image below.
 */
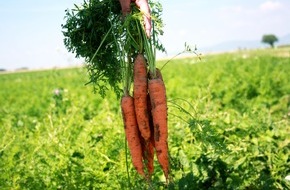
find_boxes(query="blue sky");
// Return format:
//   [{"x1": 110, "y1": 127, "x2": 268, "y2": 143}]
[{"x1": 1, "y1": 0, "x2": 290, "y2": 70}]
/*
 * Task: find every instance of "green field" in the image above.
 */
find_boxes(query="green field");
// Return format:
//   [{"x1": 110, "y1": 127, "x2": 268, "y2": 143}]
[{"x1": 0, "y1": 48, "x2": 289, "y2": 189}]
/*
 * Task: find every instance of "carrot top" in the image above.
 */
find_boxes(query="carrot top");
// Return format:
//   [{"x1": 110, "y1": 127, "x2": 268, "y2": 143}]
[{"x1": 62, "y1": 0, "x2": 165, "y2": 98}]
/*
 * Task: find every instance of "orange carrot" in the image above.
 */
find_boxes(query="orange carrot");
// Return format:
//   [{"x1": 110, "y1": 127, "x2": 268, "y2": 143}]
[
  {"x1": 148, "y1": 73, "x2": 169, "y2": 180},
  {"x1": 133, "y1": 54, "x2": 150, "y2": 140},
  {"x1": 146, "y1": 116, "x2": 155, "y2": 176},
  {"x1": 140, "y1": 133, "x2": 154, "y2": 177},
  {"x1": 121, "y1": 94, "x2": 145, "y2": 177},
  {"x1": 138, "y1": 94, "x2": 155, "y2": 177},
  {"x1": 146, "y1": 93, "x2": 155, "y2": 176}
]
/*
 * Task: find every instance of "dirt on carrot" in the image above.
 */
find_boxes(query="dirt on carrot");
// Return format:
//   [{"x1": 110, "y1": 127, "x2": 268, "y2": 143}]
[{"x1": 155, "y1": 68, "x2": 163, "y2": 81}]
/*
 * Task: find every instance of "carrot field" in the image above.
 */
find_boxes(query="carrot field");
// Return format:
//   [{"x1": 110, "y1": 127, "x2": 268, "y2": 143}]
[{"x1": 0, "y1": 48, "x2": 289, "y2": 189}]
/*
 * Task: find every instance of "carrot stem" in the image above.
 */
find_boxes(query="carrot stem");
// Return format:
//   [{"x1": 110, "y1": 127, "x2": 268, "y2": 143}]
[{"x1": 90, "y1": 25, "x2": 113, "y2": 64}]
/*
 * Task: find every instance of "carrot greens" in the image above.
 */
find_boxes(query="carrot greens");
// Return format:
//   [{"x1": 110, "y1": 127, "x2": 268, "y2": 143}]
[{"x1": 62, "y1": 0, "x2": 165, "y2": 98}]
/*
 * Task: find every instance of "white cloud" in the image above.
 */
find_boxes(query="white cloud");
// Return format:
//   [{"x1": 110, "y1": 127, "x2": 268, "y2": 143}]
[{"x1": 259, "y1": 1, "x2": 283, "y2": 11}]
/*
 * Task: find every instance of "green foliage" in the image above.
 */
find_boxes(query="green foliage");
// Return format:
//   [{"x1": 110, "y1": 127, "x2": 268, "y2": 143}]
[
  {"x1": 163, "y1": 49, "x2": 290, "y2": 189},
  {"x1": 61, "y1": 0, "x2": 165, "y2": 97},
  {"x1": 262, "y1": 34, "x2": 279, "y2": 48},
  {"x1": 0, "y1": 48, "x2": 289, "y2": 189},
  {"x1": 62, "y1": 0, "x2": 123, "y2": 97}
]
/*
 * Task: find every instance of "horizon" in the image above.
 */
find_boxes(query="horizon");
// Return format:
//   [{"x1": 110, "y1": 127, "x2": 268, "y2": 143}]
[{"x1": 1, "y1": 44, "x2": 289, "y2": 73}]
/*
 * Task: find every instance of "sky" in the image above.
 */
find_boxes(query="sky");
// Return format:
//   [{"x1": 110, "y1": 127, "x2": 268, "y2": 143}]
[{"x1": 0, "y1": 0, "x2": 290, "y2": 71}]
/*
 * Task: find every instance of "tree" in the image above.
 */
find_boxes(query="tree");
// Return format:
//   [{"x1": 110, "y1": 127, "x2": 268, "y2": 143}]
[{"x1": 261, "y1": 34, "x2": 278, "y2": 48}]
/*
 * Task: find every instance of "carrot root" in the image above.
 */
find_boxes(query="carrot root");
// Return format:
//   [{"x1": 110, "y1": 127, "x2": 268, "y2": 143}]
[
  {"x1": 133, "y1": 54, "x2": 151, "y2": 141},
  {"x1": 148, "y1": 76, "x2": 169, "y2": 180},
  {"x1": 121, "y1": 95, "x2": 145, "y2": 177}
]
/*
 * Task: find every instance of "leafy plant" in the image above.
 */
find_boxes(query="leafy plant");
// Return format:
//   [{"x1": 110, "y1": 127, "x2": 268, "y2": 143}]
[
  {"x1": 62, "y1": 0, "x2": 165, "y2": 98},
  {"x1": 62, "y1": 0, "x2": 123, "y2": 97}
]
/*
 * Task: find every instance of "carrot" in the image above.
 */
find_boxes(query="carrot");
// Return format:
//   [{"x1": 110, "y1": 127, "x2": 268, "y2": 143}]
[
  {"x1": 121, "y1": 94, "x2": 145, "y2": 177},
  {"x1": 148, "y1": 73, "x2": 169, "y2": 180},
  {"x1": 143, "y1": 93, "x2": 155, "y2": 177},
  {"x1": 146, "y1": 110, "x2": 155, "y2": 176},
  {"x1": 140, "y1": 132, "x2": 154, "y2": 177},
  {"x1": 133, "y1": 54, "x2": 151, "y2": 140},
  {"x1": 137, "y1": 94, "x2": 156, "y2": 179}
]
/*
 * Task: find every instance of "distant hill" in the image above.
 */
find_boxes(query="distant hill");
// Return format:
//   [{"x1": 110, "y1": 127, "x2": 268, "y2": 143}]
[
  {"x1": 278, "y1": 33, "x2": 290, "y2": 46},
  {"x1": 201, "y1": 33, "x2": 290, "y2": 53}
]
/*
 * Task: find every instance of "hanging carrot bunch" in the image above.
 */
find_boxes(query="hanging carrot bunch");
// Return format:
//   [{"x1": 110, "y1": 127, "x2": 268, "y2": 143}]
[{"x1": 62, "y1": 0, "x2": 169, "y2": 182}]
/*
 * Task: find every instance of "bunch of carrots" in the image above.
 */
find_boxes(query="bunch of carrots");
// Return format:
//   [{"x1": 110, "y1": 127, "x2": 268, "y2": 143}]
[
  {"x1": 121, "y1": 54, "x2": 169, "y2": 181},
  {"x1": 117, "y1": 1, "x2": 170, "y2": 182},
  {"x1": 62, "y1": 0, "x2": 168, "y2": 181},
  {"x1": 110, "y1": 0, "x2": 169, "y2": 182},
  {"x1": 63, "y1": 0, "x2": 198, "y2": 183}
]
